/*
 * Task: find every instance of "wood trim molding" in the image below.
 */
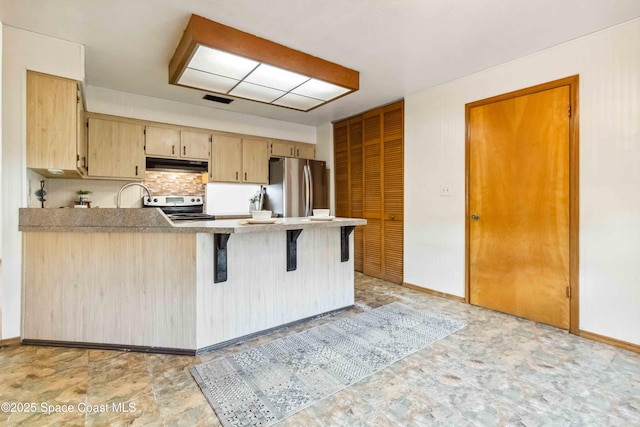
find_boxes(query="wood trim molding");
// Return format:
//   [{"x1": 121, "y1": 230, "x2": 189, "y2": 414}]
[
  {"x1": 579, "y1": 330, "x2": 640, "y2": 354},
  {"x1": 465, "y1": 75, "x2": 580, "y2": 334},
  {"x1": 402, "y1": 282, "x2": 466, "y2": 303},
  {"x1": 0, "y1": 337, "x2": 21, "y2": 347},
  {"x1": 170, "y1": 15, "x2": 359, "y2": 90}
]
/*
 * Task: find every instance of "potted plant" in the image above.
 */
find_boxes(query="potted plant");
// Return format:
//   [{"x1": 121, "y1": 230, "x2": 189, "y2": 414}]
[
  {"x1": 249, "y1": 194, "x2": 260, "y2": 212},
  {"x1": 76, "y1": 190, "x2": 92, "y2": 206}
]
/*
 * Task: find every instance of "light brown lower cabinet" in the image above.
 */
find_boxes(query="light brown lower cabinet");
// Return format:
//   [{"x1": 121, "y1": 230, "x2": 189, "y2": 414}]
[{"x1": 334, "y1": 100, "x2": 404, "y2": 284}]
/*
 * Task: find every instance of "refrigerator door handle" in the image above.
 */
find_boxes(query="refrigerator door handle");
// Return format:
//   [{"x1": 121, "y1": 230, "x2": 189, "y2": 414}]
[
  {"x1": 303, "y1": 164, "x2": 311, "y2": 217},
  {"x1": 307, "y1": 162, "x2": 314, "y2": 215}
]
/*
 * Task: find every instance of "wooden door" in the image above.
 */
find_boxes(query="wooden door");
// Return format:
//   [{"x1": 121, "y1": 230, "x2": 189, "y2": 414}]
[
  {"x1": 362, "y1": 101, "x2": 404, "y2": 284},
  {"x1": 242, "y1": 138, "x2": 269, "y2": 184},
  {"x1": 333, "y1": 123, "x2": 349, "y2": 218},
  {"x1": 363, "y1": 112, "x2": 383, "y2": 278},
  {"x1": 87, "y1": 118, "x2": 145, "y2": 179},
  {"x1": 468, "y1": 84, "x2": 572, "y2": 329},
  {"x1": 145, "y1": 126, "x2": 180, "y2": 158},
  {"x1": 349, "y1": 118, "x2": 364, "y2": 272},
  {"x1": 180, "y1": 131, "x2": 210, "y2": 160},
  {"x1": 334, "y1": 101, "x2": 404, "y2": 280},
  {"x1": 382, "y1": 106, "x2": 404, "y2": 284},
  {"x1": 210, "y1": 135, "x2": 242, "y2": 182}
]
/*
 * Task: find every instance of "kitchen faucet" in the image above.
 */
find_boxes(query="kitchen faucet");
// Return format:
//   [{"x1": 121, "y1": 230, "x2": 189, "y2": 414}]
[{"x1": 116, "y1": 182, "x2": 152, "y2": 208}]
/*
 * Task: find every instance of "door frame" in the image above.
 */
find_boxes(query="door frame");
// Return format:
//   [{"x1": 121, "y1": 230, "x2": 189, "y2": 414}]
[{"x1": 464, "y1": 75, "x2": 580, "y2": 334}]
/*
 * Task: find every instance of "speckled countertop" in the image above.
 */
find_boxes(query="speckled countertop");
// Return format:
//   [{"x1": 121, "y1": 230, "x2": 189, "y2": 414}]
[{"x1": 18, "y1": 208, "x2": 366, "y2": 234}]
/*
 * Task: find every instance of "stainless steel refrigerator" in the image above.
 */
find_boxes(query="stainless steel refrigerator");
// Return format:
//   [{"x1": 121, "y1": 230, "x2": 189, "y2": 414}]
[{"x1": 263, "y1": 158, "x2": 328, "y2": 217}]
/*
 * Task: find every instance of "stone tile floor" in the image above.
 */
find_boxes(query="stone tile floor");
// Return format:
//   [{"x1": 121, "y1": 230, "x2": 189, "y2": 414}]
[{"x1": 1, "y1": 273, "x2": 639, "y2": 426}]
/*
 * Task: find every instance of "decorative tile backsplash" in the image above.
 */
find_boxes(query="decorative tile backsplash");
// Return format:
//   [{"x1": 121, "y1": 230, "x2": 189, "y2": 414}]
[{"x1": 143, "y1": 171, "x2": 206, "y2": 196}]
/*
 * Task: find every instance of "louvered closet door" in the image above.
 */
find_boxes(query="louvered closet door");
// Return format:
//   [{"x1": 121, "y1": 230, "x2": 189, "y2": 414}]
[
  {"x1": 333, "y1": 100, "x2": 404, "y2": 282},
  {"x1": 333, "y1": 122, "x2": 349, "y2": 217},
  {"x1": 382, "y1": 104, "x2": 404, "y2": 284},
  {"x1": 362, "y1": 102, "x2": 404, "y2": 283},
  {"x1": 363, "y1": 112, "x2": 383, "y2": 278},
  {"x1": 349, "y1": 117, "x2": 364, "y2": 272}
]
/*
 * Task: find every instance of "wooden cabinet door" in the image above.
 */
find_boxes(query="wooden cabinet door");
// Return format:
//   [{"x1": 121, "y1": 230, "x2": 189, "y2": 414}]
[
  {"x1": 77, "y1": 95, "x2": 88, "y2": 175},
  {"x1": 88, "y1": 118, "x2": 145, "y2": 179},
  {"x1": 294, "y1": 142, "x2": 316, "y2": 159},
  {"x1": 27, "y1": 71, "x2": 78, "y2": 173},
  {"x1": 242, "y1": 138, "x2": 269, "y2": 184},
  {"x1": 270, "y1": 140, "x2": 294, "y2": 158},
  {"x1": 180, "y1": 131, "x2": 210, "y2": 160},
  {"x1": 146, "y1": 126, "x2": 180, "y2": 158},
  {"x1": 210, "y1": 135, "x2": 242, "y2": 182}
]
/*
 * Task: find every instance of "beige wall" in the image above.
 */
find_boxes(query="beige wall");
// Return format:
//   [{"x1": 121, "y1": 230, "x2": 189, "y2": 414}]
[{"x1": 404, "y1": 19, "x2": 640, "y2": 345}]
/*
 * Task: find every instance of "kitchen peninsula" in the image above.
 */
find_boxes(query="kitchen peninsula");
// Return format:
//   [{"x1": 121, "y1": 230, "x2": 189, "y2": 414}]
[{"x1": 19, "y1": 208, "x2": 365, "y2": 354}]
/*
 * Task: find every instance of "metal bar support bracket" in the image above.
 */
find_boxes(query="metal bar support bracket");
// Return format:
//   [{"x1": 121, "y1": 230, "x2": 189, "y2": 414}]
[
  {"x1": 341, "y1": 226, "x2": 356, "y2": 262},
  {"x1": 214, "y1": 233, "x2": 230, "y2": 283}
]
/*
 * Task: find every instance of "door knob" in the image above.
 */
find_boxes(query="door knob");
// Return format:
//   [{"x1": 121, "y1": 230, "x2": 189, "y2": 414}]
[{"x1": 471, "y1": 212, "x2": 480, "y2": 221}]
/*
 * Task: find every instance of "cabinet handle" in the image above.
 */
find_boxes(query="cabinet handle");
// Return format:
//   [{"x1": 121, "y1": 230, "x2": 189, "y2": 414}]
[
  {"x1": 296, "y1": 148, "x2": 300, "y2": 157},
  {"x1": 235, "y1": 171, "x2": 238, "y2": 180},
  {"x1": 183, "y1": 146, "x2": 186, "y2": 156},
  {"x1": 135, "y1": 166, "x2": 139, "y2": 176},
  {"x1": 82, "y1": 156, "x2": 87, "y2": 170},
  {"x1": 244, "y1": 172, "x2": 247, "y2": 181},
  {"x1": 290, "y1": 147, "x2": 293, "y2": 156},
  {"x1": 172, "y1": 145, "x2": 175, "y2": 155}
]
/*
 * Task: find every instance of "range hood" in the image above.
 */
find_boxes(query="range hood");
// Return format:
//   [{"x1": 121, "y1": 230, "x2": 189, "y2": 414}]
[{"x1": 145, "y1": 157, "x2": 208, "y2": 172}]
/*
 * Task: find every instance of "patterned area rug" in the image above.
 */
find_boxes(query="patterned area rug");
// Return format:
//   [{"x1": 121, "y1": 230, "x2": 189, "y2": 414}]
[{"x1": 190, "y1": 302, "x2": 466, "y2": 426}]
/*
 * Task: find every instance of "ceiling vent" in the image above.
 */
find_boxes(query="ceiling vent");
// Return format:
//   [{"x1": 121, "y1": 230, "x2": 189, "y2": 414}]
[{"x1": 203, "y1": 94, "x2": 234, "y2": 104}]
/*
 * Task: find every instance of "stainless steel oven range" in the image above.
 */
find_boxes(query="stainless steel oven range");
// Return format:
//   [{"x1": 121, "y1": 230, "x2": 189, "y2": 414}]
[{"x1": 143, "y1": 195, "x2": 215, "y2": 221}]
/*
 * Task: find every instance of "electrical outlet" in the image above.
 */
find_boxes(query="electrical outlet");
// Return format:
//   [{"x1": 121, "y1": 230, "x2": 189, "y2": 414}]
[{"x1": 440, "y1": 185, "x2": 452, "y2": 196}]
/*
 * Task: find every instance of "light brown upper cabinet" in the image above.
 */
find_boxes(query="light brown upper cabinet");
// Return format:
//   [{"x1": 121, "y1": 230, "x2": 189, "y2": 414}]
[
  {"x1": 242, "y1": 138, "x2": 269, "y2": 183},
  {"x1": 87, "y1": 118, "x2": 145, "y2": 180},
  {"x1": 210, "y1": 135, "x2": 243, "y2": 182},
  {"x1": 26, "y1": 71, "x2": 87, "y2": 178},
  {"x1": 180, "y1": 131, "x2": 211, "y2": 160},
  {"x1": 333, "y1": 100, "x2": 404, "y2": 284},
  {"x1": 145, "y1": 126, "x2": 179, "y2": 158},
  {"x1": 145, "y1": 126, "x2": 211, "y2": 161},
  {"x1": 210, "y1": 136, "x2": 268, "y2": 184},
  {"x1": 269, "y1": 140, "x2": 315, "y2": 159},
  {"x1": 294, "y1": 142, "x2": 316, "y2": 159}
]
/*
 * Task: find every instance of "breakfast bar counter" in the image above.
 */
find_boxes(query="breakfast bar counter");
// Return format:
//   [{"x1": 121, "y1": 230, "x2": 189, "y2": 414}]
[{"x1": 19, "y1": 208, "x2": 366, "y2": 354}]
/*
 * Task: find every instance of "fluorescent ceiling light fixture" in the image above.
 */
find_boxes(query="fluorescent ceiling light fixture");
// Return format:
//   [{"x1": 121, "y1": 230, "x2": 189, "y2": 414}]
[{"x1": 169, "y1": 14, "x2": 359, "y2": 112}]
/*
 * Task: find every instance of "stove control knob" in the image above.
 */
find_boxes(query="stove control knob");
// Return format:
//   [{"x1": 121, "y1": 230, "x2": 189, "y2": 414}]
[
  {"x1": 153, "y1": 198, "x2": 158, "y2": 203},
  {"x1": 196, "y1": 198, "x2": 201, "y2": 203}
]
